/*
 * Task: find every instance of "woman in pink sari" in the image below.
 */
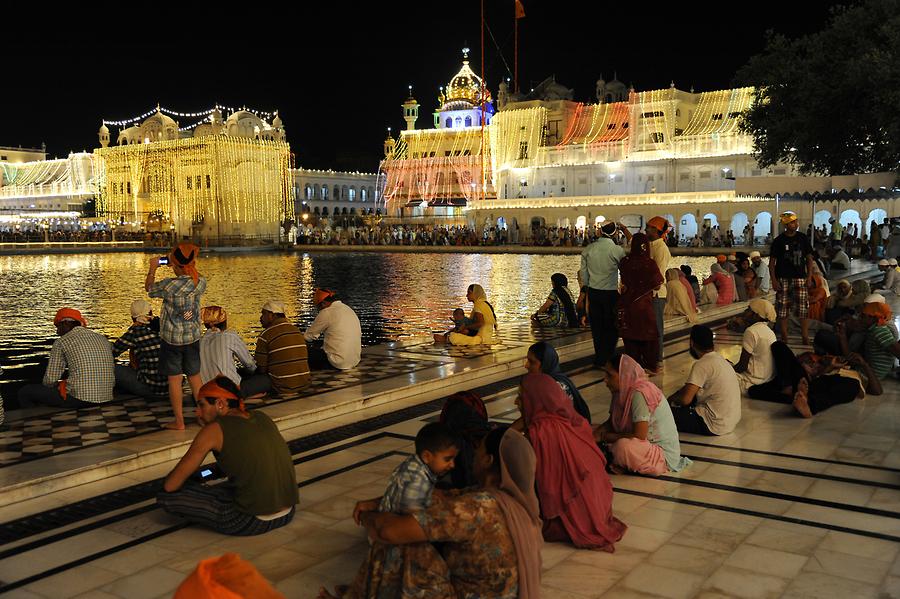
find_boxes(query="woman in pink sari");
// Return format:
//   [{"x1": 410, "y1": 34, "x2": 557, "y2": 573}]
[
  {"x1": 516, "y1": 373, "x2": 627, "y2": 551},
  {"x1": 594, "y1": 354, "x2": 691, "y2": 476}
]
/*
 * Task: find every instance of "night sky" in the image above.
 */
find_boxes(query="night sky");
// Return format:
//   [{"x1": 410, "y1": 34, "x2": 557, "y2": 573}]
[{"x1": 5, "y1": 2, "x2": 835, "y2": 171}]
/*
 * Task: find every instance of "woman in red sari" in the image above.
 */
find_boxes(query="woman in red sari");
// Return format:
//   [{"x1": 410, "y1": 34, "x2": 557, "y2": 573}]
[
  {"x1": 618, "y1": 233, "x2": 664, "y2": 371},
  {"x1": 516, "y1": 372, "x2": 627, "y2": 550}
]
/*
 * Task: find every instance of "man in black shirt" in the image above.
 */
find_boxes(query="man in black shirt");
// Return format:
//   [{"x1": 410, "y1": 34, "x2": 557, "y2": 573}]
[{"x1": 768, "y1": 212, "x2": 815, "y2": 345}]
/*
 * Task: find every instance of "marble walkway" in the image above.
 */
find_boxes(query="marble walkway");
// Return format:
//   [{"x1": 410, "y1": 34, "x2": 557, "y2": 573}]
[{"x1": 1, "y1": 287, "x2": 899, "y2": 598}]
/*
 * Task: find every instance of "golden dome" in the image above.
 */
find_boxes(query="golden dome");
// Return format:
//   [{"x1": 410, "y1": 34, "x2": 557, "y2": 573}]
[{"x1": 440, "y1": 49, "x2": 492, "y2": 111}]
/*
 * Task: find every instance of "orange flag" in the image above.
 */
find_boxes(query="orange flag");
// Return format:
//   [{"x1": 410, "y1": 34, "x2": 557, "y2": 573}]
[{"x1": 515, "y1": 0, "x2": 525, "y2": 18}]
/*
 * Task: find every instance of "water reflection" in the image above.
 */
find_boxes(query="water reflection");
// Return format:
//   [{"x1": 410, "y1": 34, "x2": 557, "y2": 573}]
[{"x1": 0, "y1": 252, "x2": 717, "y2": 395}]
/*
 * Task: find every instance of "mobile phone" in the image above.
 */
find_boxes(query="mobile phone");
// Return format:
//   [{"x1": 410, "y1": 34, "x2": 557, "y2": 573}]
[
  {"x1": 158, "y1": 257, "x2": 169, "y2": 265},
  {"x1": 199, "y1": 468, "x2": 214, "y2": 479}
]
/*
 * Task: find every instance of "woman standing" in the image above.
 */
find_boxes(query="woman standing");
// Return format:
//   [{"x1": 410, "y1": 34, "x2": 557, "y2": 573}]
[
  {"x1": 594, "y1": 354, "x2": 691, "y2": 476},
  {"x1": 807, "y1": 264, "x2": 829, "y2": 322},
  {"x1": 617, "y1": 233, "x2": 664, "y2": 372},
  {"x1": 446, "y1": 284, "x2": 498, "y2": 345},
  {"x1": 531, "y1": 273, "x2": 579, "y2": 328},
  {"x1": 516, "y1": 373, "x2": 626, "y2": 550}
]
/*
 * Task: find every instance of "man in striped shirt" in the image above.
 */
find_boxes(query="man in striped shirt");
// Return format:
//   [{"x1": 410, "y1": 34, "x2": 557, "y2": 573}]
[
  {"x1": 245, "y1": 300, "x2": 310, "y2": 397},
  {"x1": 18, "y1": 308, "x2": 115, "y2": 407}
]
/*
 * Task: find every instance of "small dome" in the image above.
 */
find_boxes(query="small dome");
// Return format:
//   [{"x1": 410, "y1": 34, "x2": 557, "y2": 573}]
[
  {"x1": 142, "y1": 109, "x2": 178, "y2": 130},
  {"x1": 99, "y1": 122, "x2": 109, "y2": 134},
  {"x1": 272, "y1": 111, "x2": 283, "y2": 128},
  {"x1": 441, "y1": 49, "x2": 491, "y2": 111}
]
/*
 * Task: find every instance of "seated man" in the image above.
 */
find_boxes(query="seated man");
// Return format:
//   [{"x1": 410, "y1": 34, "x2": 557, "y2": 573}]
[
  {"x1": 18, "y1": 308, "x2": 115, "y2": 408},
  {"x1": 198, "y1": 306, "x2": 256, "y2": 387},
  {"x1": 668, "y1": 325, "x2": 741, "y2": 436},
  {"x1": 830, "y1": 245, "x2": 851, "y2": 271},
  {"x1": 304, "y1": 288, "x2": 362, "y2": 370},
  {"x1": 112, "y1": 300, "x2": 168, "y2": 399},
  {"x1": 856, "y1": 302, "x2": 900, "y2": 381},
  {"x1": 732, "y1": 299, "x2": 778, "y2": 392},
  {"x1": 157, "y1": 376, "x2": 298, "y2": 535},
  {"x1": 245, "y1": 300, "x2": 310, "y2": 396}
]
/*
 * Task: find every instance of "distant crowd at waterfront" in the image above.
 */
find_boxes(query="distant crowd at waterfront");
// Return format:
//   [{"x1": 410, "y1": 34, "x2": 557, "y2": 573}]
[{"x1": 0, "y1": 228, "x2": 174, "y2": 245}]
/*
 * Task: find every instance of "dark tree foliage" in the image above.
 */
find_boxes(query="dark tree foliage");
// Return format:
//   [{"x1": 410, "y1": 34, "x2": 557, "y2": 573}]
[{"x1": 735, "y1": 0, "x2": 900, "y2": 176}]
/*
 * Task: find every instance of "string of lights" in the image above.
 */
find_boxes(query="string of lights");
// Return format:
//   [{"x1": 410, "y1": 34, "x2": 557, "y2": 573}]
[{"x1": 102, "y1": 104, "x2": 278, "y2": 128}]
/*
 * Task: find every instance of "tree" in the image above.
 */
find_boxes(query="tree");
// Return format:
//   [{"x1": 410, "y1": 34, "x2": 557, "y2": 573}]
[{"x1": 736, "y1": 0, "x2": 900, "y2": 176}]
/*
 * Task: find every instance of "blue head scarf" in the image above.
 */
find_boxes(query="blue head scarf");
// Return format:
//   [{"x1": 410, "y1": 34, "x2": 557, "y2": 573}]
[{"x1": 529, "y1": 341, "x2": 591, "y2": 423}]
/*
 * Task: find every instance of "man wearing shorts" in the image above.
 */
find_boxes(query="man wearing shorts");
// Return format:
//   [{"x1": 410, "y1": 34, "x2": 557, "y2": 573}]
[
  {"x1": 768, "y1": 212, "x2": 815, "y2": 345},
  {"x1": 147, "y1": 243, "x2": 207, "y2": 430}
]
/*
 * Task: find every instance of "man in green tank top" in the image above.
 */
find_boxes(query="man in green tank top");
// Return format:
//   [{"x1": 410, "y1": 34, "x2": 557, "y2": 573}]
[{"x1": 157, "y1": 376, "x2": 299, "y2": 535}]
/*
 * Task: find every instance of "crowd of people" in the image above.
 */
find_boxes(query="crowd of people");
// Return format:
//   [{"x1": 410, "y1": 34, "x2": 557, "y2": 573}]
[
  {"x1": 0, "y1": 228, "x2": 174, "y2": 245},
  {"x1": 5, "y1": 210, "x2": 900, "y2": 598}
]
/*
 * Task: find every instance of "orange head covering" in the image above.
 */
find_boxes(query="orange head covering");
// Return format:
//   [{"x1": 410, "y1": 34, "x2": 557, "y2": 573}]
[
  {"x1": 54, "y1": 308, "x2": 86, "y2": 327},
  {"x1": 647, "y1": 216, "x2": 670, "y2": 235},
  {"x1": 716, "y1": 254, "x2": 727, "y2": 263},
  {"x1": 170, "y1": 243, "x2": 201, "y2": 285},
  {"x1": 862, "y1": 302, "x2": 893, "y2": 327},
  {"x1": 201, "y1": 306, "x2": 227, "y2": 326},
  {"x1": 313, "y1": 288, "x2": 336, "y2": 306},
  {"x1": 198, "y1": 377, "x2": 246, "y2": 415}
]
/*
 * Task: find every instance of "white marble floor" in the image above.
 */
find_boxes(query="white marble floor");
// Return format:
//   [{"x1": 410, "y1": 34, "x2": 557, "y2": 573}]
[{"x1": 3, "y1": 313, "x2": 900, "y2": 598}]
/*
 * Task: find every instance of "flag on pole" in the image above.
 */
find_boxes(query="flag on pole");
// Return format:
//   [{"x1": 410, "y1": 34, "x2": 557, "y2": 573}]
[{"x1": 515, "y1": 0, "x2": 525, "y2": 19}]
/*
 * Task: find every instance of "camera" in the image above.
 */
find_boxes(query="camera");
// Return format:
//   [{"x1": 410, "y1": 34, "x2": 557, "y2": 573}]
[{"x1": 158, "y1": 257, "x2": 169, "y2": 265}]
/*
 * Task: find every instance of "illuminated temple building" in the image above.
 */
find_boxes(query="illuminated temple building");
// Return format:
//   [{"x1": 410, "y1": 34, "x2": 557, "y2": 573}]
[
  {"x1": 94, "y1": 105, "x2": 294, "y2": 242},
  {"x1": 380, "y1": 53, "x2": 898, "y2": 240}
]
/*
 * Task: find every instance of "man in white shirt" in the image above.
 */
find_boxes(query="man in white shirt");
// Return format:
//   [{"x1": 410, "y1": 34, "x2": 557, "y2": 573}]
[
  {"x1": 750, "y1": 251, "x2": 771, "y2": 294},
  {"x1": 733, "y1": 299, "x2": 778, "y2": 391},
  {"x1": 645, "y1": 216, "x2": 672, "y2": 367},
  {"x1": 668, "y1": 325, "x2": 741, "y2": 435},
  {"x1": 304, "y1": 288, "x2": 362, "y2": 370},
  {"x1": 830, "y1": 245, "x2": 851, "y2": 271}
]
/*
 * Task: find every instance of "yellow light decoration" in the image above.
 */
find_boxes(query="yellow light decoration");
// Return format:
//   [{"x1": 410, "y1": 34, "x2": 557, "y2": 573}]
[
  {"x1": 489, "y1": 107, "x2": 548, "y2": 172},
  {"x1": 680, "y1": 87, "x2": 754, "y2": 136},
  {"x1": 95, "y1": 136, "x2": 293, "y2": 238}
]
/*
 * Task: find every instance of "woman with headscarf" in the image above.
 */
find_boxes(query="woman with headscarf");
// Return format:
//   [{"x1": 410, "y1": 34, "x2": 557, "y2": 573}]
[
  {"x1": 664, "y1": 269, "x2": 698, "y2": 323},
  {"x1": 703, "y1": 261, "x2": 735, "y2": 306},
  {"x1": 516, "y1": 373, "x2": 626, "y2": 550},
  {"x1": 439, "y1": 391, "x2": 492, "y2": 489},
  {"x1": 531, "y1": 273, "x2": 578, "y2": 328},
  {"x1": 737, "y1": 257, "x2": 759, "y2": 299},
  {"x1": 326, "y1": 427, "x2": 543, "y2": 599},
  {"x1": 825, "y1": 279, "x2": 855, "y2": 324},
  {"x1": 807, "y1": 263, "x2": 829, "y2": 322},
  {"x1": 617, "y1": 233, "x2": 664, "y2": 371},
  {"x1": 595, "y1": 354, "x2": 691, "y2": 476},
  {"x1": 523, "y1": 341, "x2": 591, "y2": 422},
  {"x1": 447, "y1": 284, "x2": 498, "y2": 345},
  {"x1": 680, "y1": 265, "x2": 701, "y2": 303}
]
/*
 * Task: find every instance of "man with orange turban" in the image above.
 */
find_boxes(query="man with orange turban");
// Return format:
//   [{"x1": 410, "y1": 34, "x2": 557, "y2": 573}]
[
  {"x1": 858, "y1": 302, "x2": 900, "y2": 381},
  {"x1": 645, "y1": 216, "x2": 671, "y2": 370},
  {"x1": 146, "y1": 243, "x2": 207, "y2": 430},
  {"x1": 17, "y1": 308, "x2": 115, "y2": 408},
  {"x1": 769, "y1": 212, "x2": 815, "y2": 345}
]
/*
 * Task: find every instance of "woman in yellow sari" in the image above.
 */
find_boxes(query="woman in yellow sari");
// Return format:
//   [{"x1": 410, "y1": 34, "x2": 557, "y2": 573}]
[{"x1": 449, "y1": 284, "x2": 498, "y2": 345}]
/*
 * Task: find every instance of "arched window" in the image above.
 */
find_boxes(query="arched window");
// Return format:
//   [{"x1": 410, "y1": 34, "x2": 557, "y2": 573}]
[
  {"x1": 454, "y1": 116, "x2": 462, "y2": 128},
  {"x1": 348, "y1": 187, "x2": 356, "y2": 201},
  {"x1": 321, "y1": 185, "x2": 328, "y2": 200},
  {"x1": 360, "y1": 188, "x2": 367, "y2": 202},
  {"x1": 333, "y1": 185, "x2": 340, "y2": 200},
  {"x1": 445, "y1": 117, "x2": 452, "y2": 128},
  {"x1": 305, "y1": 185, "x2": 312, "y2": 200},
  {"x1": 465, "y1": 115, "x2": 473, "y2": 127}
]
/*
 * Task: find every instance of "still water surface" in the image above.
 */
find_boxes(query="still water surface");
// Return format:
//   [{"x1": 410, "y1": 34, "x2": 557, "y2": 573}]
[{"x1": 0, "y1": 252, "x2": 716, "y2": 395}]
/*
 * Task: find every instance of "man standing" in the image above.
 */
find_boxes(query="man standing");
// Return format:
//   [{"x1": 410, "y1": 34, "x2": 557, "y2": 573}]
[
  {"x1": 249, "y1": 300, "x2": 310, "y2": 396},
  {"x1": 579, "y1": 220, "x2": 631, "y2": 367},
  {"x1": 750, "y1": 251, "x2": 771, "y2": 294},
  {"x1": 304, "y1": 289, "x2": 362, "y2": 370},
  {"x1": 645, "y1": 216, "x2": 671, "y2": 365},
  {"x1": 769, "y1": 212, "x2": 815, "y2": 345},
  {"x1": 18, "y1": 308, "x2": 115, "y2": 407},
  {"x1": 668, "y1": 325, "x2": 741, "y2": 436}
]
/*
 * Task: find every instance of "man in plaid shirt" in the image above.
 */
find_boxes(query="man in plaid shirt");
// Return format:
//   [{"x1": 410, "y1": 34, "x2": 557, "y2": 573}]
[
  {"x1": 147, "y1": 244, "x2": 207, "y2": 430},
  {"x1": 112, "y1": 300, "x2": 168, "y2": 398},
  {"x1": 17, "y1": 308, "x2": 115, "y2": 407}
]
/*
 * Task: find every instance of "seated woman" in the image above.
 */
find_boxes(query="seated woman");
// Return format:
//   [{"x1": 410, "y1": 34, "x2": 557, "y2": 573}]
[
  {"x1": 439, "y1": 391, "x2": 492, "y2": 489},
  {"x1": 680, "y1": 265, "x2": 701, "y2": 303},
  {"x1": 322, "y1": 427, "x2": 543, "y2": 599},
  {"x1": 523, "y1": 341, "x2": 591, "y2": 422},
  {"x1": 444, "y1": 284, "x2": 498, "y2": 346},
  {"x1": 515, "y1": 373, "x2": 626, "y2": 550},
  {"x1": 824, "y1": 279, "x2": 856, "y2": 324},
  {"x1": 531, "y1": 273, "x2": 578, "y2": 328},
  {"x1": 737, "y1": 257, "x2": 759, "y2": 299},
  {"x1": 747, "y1": 342, "x2": 880, "y2": 417},
  {"x1": 157, "y1": 376, "x2": 298, "y2": 535},
  {"x1": 664, "y1": 268, "x2": 698, "y2": 323},
  {"x1": 702, "y1": 262, "x2": 735, "y2": 306},
  {"x1": 594, "y1": 354, "x2": 691, "y2": 476}
]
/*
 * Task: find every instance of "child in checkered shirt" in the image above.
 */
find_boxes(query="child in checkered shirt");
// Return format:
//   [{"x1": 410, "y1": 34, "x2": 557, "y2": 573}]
[{"x1": 378, "y1": 423, "x2": 459, "y2": 514}]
